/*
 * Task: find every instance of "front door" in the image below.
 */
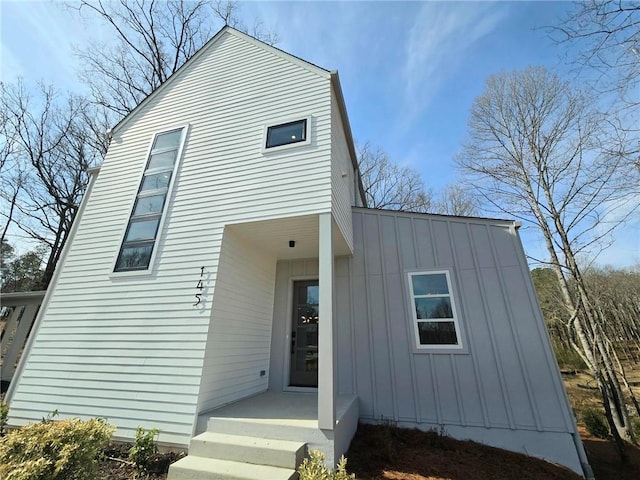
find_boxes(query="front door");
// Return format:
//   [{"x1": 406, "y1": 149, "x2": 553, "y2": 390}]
[{"x1": 289, "y1": 280, "x2": 319, "y2": 387}]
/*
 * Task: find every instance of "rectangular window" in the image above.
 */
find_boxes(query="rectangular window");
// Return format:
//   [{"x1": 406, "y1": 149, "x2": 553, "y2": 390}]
[
  {"x1": 408, "y1": 270, "x2": 463, "y2": 350},
  {"x1": 114, "y1": 127, "x2": 185, "y2": 272},
  {"x1": 265, "y1": 119, "x2": 307, "y2": 149}
]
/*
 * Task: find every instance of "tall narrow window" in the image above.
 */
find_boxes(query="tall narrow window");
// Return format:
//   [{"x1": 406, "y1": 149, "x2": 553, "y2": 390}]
[
  {"x1": 408, "y1": 270, "x2": 463, "y2": 349},
  {"x1": 114, "y1": 128, "x2": 185, "y2": 272}
]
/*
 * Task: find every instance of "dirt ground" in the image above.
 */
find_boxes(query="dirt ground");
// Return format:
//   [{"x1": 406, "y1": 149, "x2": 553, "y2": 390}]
[
  {"x1": 345, "y1": 422, "x2": 640, "y2": 480},
  {"x1": 579, "y1": 427, "x2": 640, "y2": 480},
  {"x1": 345, "y1": 423, "x2": 582, "y2": 480},
  {"x1": 99, "y1": 424, "x2": 639, "y2": 480},
  {"x1": 98, "y1": 372, "x2": 640, "y2": 479}
]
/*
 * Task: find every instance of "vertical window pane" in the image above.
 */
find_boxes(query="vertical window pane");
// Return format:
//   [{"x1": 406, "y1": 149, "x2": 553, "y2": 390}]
[
  {"x1": 116, "y1": 243, "x2": 154, "y2": 270},
  {"x1": 132, "y1": 194, "x2": 166, "y2": 216},
  {"x1": 147, "y1": 150, "x2": 177, "y2": 170},
  {"x1": 125, "y1": 218, "x2": 160, "y2": 242},
  {"x1": 115, "y1": 126, "x2": 184, "y2": 272},
  {"x1": 305, "y1": 285, "x2": 319, "y2": 305},
  {"x1": 415, "y1": 297, "x2": 453, "y2": 319},
  {"x1": 153, "y1": 130, "x2": 182, "y2": 151},
  {"x1": 412, "y1": 273, "x2": 449, "y2": 295},
  {"x1": 140, "y1": 172, "x2": 172, "y2": 191},
  {"x1": 418, "y1": 321, "x2": 458, "y2": 345}
]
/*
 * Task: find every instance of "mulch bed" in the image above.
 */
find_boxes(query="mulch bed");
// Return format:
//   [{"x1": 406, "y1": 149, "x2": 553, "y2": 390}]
[
  {"x1": 345, "y1": 423, "x2": 584, "y2": 480},
  {"x1": 97, "y1": 424, "x2": 640, "y2": 479},
  {"x1": 99, "y1": 443, "x2": 184, "y2": 480}
]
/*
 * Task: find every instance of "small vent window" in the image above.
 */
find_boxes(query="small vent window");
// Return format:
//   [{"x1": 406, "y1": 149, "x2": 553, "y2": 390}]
[
  {"x1": 265, "y1": 119, "x2": 307, "y2": 148},
  {"x1": 114, "y1": 128, "x2": 185, "y2": 272}
]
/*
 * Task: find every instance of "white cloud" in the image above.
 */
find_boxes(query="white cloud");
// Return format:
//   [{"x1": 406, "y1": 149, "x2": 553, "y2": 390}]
[{"x1": 402, "y1": 2, "x2": 507, "y2": 116}]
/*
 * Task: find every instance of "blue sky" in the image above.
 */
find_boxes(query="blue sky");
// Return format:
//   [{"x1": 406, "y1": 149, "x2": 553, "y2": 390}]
[{"x1": 1, "y1": 1, "x2": 638, "y2": 267}]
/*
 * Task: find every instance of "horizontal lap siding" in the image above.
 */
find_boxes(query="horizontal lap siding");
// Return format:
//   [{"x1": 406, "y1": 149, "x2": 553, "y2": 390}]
[
  {"x1": 197, "y1": 228, "x2": 276, "y2": 412},
  {"x1": 340, "y1": 208, "x2": 575, "y2": 434},
  {"x1": 330, "y1": 92, "x2": 354, "y2": 252},
  {"x1": 9, "y1": 31, "x2": 332, "y2": 446}
]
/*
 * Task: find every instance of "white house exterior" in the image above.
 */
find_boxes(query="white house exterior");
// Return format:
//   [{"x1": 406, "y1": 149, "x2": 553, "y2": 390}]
[{"x1": 6, "y1": 27, "x2": 590, "y2": 479}]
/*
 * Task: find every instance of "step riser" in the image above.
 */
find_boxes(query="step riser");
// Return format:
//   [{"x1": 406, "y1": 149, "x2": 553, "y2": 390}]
[
  {"x1": 167, "y1": 458, "x2": 298, "y2": 480},
  {"x1": 189, "y1": 437, "x2": 306, "y2": 469},
  {"x1": 207, "y1": 418, "x2": 326, "y2": 443}
]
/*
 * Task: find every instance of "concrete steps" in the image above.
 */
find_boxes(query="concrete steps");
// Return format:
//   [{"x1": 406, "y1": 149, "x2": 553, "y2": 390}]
[
  {"x1": 167, "y1": 456, "x2": 298, "y2": 480},
  {"x1": 167, "y1": 431, "x2": 306, "y2": 480}
]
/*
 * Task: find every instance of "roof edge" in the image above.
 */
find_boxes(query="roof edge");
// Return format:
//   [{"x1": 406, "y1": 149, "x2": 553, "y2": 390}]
[
  {"x1": 331, "y1": 71, "x2": 367, "y2": 207},
  {"x1": 112, "y1": 26, "x2": 331, "y2": 135},
  {"x1": 352, "y1": 206, "x2": 516, "y2": 226}
]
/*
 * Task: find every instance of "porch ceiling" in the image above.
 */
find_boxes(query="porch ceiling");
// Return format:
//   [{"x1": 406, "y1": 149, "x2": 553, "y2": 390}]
[{"x1": 227, "y1": 214, "x2": 351, "y2": 260}]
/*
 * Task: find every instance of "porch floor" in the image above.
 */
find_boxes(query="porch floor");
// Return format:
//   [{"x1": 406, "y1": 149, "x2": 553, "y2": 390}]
[{"x1": 196, "y1": 391, "x2": 357, "y2": 434}]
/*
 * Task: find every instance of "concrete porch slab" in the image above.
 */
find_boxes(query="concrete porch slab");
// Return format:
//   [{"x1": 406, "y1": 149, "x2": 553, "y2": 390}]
[
  {"x1": 196, "y1": 391, "x2": 357, "y2": 433},
  {"x1": 195, "y1": 391, "x2": 359, "y2": 467}
]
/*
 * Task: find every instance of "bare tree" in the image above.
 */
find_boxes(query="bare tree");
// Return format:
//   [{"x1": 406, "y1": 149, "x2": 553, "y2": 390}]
[
  {"x1": 553, "y1": 1, "x2": 640, "y2": 107},
  {"x1": 72, "y1": 0, "x2": 278, "y2": 118},
  {"x1": 0, "y1": 81, "x2": 103, "y2": 289},
  {"x1": 434, "y1": 184, "x2": 478, "y2": 216},
  {"x1": 357, "y1": 142, "x2": 433, "y2": 212},
  {"x1": 0, "y1": 112, "x2": 24, "y2": 246},
  {"x1": 457, "y1": 66, "x2": 639, "y2": 458}
]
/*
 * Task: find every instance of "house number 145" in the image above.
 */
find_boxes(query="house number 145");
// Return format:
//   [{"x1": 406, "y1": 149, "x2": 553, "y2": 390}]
[{"x1": 193, "y1": 266, "x2": 206, "y2": 307}]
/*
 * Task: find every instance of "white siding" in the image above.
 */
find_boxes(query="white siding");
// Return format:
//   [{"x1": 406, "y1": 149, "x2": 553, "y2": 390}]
[
  {"x1": 8, "y1": 30, "x2": 333, "y2": 446},
  {"x1": 270, "y1": 208, "x2": 582, "y2": 473},
  {"x1": 330, "y1": 91, "x2": 354, "y2": 253},
  {"x1": 197, "y1": 227, "x2": 276, "y2": 413},
  {"x1": 338, "y1": 209, "x2": 574, "y2": 432}
]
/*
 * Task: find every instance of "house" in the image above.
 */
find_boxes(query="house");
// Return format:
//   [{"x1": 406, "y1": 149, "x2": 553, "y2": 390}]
[{"x1": 5, "y1": 27, "x2": 590, "y2": 479}]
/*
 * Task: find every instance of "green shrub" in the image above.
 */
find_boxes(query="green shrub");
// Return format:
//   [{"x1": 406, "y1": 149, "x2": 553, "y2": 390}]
[
  {"x1": 631, "y1": 416, "x2": 640, "y2": 439},
  {"x1": 0, "y1": 401, "x2": 8, "y2": 436},
  {"x1": 298, "y1": 449, "x2": 355, "y2": 480},
  {"x1": 128, "y1": 426, "x2": 159, "y2": 474},
  {"x1": 0, "y1": 417, "x2": 114, "y2": 480},
  {"x1": 582, "y1": 408, "x2": 609, "y2": 439}
]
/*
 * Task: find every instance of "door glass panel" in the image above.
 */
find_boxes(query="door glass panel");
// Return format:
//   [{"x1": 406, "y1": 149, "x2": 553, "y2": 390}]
[
  {"x1": 290, "y1": 280, "x2": 319, "y2": 387},
  {"x1": 305, "y1": 285, "x2": 319, "y2": 304}
]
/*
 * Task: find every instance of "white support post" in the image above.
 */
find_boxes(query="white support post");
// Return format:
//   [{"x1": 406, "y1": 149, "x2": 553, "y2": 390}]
[{"x1": 318, "y1": 212, "x2": 335, "y2": 430}]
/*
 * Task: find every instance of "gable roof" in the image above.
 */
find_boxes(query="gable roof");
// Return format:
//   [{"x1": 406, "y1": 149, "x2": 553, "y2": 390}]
[
  {"x1": 109, "y1": 25, "x2": 366, "y2": 205},
  {"x1": 111, "y1": 26, "x2": 329, "y2": 135}
]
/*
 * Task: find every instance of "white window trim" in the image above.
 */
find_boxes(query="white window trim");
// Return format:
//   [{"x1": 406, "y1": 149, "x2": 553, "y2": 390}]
[
  {"x1": 110, "y1": 124, "x2": 190, "y2": 277},
  {"x1": 406, "y1": 269, "x2": 468, "y2": 354},
  {"x1": 262, "y1": 116, "x2": 312, "y2": 154}
]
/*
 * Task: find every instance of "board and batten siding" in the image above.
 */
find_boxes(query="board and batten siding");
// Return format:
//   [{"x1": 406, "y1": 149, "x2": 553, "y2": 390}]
[
  {"x1": 197, "y1": 227, "x2": 276, "y2": 413},
  {"x1": 271, "y1": 208, "x2": 583, "y2": 473},
  {"x1": 8, "y1": 29, "x2": 334, "y2": 446}
]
